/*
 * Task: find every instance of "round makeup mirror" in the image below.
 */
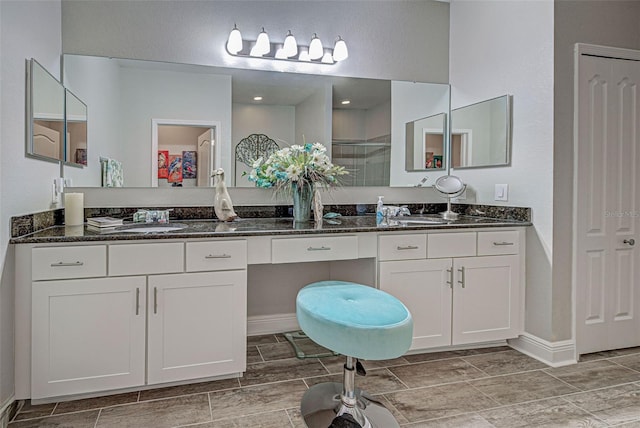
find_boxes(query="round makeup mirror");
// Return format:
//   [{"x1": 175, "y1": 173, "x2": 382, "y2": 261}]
[{"x1": 434, "y1": 175, "x2": 466, "y2": 220}]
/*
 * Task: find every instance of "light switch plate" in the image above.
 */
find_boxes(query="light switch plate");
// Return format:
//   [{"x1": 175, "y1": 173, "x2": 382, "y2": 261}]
[{"x1": 494, "y1": 184, "x2": 508, "y2": 201}]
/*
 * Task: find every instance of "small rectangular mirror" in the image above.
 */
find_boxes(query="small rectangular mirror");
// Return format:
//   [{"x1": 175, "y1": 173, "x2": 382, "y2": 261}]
[
  {"x1": 28, "y1": 59, "x2": 65, "y2": 162},
  {"x1": 65, "y1": 89, "x2": 88, "y2": 167},
  {"x1": 451, "y1": 95, "x2": 512, "y2": 169},
  {"x1": 405, "y1": 112, "x2": 447, "y2": 171}
]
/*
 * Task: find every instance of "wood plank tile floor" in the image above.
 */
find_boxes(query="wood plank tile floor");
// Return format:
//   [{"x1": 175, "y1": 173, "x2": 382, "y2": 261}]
[{"x1": 9, "y1": 335, "x2": 640, "y2": 427}]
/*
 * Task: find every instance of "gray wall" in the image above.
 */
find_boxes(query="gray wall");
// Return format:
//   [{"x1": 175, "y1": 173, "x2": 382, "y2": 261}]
[
  {"x1": 0, "y1": 0, "x2": 63, "y2": 410},
  {"x1": 553, "y1": 1, "x2": 640, "y2": 341},
  {"x1": 61, "y1": 0, "x2": 450, "y2": 84}
]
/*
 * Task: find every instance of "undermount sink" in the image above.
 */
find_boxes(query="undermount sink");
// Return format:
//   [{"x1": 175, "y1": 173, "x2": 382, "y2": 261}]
[{"x1": 115, "y1": 223, "x2": 187, "y2": 233}]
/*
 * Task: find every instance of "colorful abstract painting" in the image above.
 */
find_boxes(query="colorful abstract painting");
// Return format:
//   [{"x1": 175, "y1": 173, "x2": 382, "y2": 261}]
[
  {"x1": 168, "y1": 154, "x2": 183, "y2": 183},
  {"x1": 182, "y1": 151, "x2": 197, "y2": 179},
  {"x1": 158, "y1": 150, "x2": 169, "y2": 179}
]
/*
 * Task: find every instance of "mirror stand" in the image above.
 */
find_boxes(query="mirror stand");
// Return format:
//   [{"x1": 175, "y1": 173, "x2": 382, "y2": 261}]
[{"x1": 434, "y1": 175, "x2": 466, "y2": 220}]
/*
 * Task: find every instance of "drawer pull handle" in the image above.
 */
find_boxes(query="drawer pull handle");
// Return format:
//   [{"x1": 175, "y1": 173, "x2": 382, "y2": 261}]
[
  {"x1": 50, "y1": 261, "x2": 84, "y2": 267},
  {"x1": 458, "y1": 266, "x2": 466, "y2": 288},
  {"x1": 154, "y1": 287, "x2": 158, "y2": 314},
  {"x1": 308, "y1": 246, "x2": 331, "y2": 251},
  {"x1": 397, "y1": 245, "x2": 419, "y2": 250},
  {"x1": 205, "y1": 254, "x2": 231, "y2": 259},
  {"x1": 493, "y1": 241, "x2": 514, "y2": 246},
  {"x1": 135, "y1": 288, "x2": 140, "y2": 316}
]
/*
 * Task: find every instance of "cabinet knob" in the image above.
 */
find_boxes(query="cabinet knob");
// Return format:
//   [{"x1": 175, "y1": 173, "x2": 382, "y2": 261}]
[{"x1": 624, "y1": 238, "x2": 635, "y2": 246}]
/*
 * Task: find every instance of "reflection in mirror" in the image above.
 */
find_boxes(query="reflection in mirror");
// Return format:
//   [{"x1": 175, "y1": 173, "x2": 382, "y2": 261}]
[
  {"x1": 451, "y1": 95, "x2": 512, "y2": 169},
  {"x1": 65, "y1": 89, "x2": 87, "y2": 166},
  {"x1": 332, "y1": 79, "x2": 391, "y2": 186},
  {"x1": 390, "y1": 81, "x2": 450, "y2": 187},
  {"x1": 405, "y1": 113, "x2": 446, "y2": 171},
  {"x1": 28, "y1": 59, "x2": 65, "y2": 162},
  {"x1": 62, "y1": 54, "x2": 449, "y2": 188},
  {"x1": 152, "y1": 122, "x2": 219, "y2": 188}
]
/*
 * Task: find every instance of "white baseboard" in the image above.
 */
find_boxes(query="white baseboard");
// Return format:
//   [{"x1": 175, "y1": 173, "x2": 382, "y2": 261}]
[
  {"x1": 247, "y1": 313, "x2": 299, "y2": 336},
  {"x1": 509, "y1": 333, "x2": 576, "y2": 367},
  {"x1": 0, "y1": 396, "x2": 16, "y2": 428}
]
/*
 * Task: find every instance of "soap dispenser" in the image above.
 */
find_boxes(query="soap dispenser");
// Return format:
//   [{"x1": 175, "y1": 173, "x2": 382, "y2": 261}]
[{"x1": 376, "y1": 196, "x2": 385, "y2": 226}]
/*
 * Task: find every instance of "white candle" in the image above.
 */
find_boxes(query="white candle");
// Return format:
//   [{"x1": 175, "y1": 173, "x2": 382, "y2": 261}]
[{"x1": 64, "y1": 193, "x2": 84, "y2": 226}]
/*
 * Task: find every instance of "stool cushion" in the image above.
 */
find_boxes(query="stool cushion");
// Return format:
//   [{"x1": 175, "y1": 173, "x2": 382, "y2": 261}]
[{"x1": 296, "y1": 281, "x2": 413, "y2": 360}]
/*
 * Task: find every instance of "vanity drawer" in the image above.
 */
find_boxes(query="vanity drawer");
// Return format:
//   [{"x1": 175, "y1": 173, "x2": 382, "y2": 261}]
[
  {"x1": 32, "y1": 245, "x2": 107, "y2": 280},
  {"x1": 478, "y1": 231, "x2": 520, "y2": 255},
  {"x1": 271, "y1": 235, "x2": 358, "y2": 264},
  {"x1": 427, "y1": 232, "x2": 476, "y2": 258},
  {"x1": 109, "y1": 242, "x2": 184, "y2": 276},
  {"x1": 186, "y1": 240, "x2": 247, "y2": 272},
  {"x1": 378, "y1": 234, "x2": 427, "y2": 261}
]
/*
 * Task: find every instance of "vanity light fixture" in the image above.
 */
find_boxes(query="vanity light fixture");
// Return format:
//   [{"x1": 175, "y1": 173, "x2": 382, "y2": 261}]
[
  {"x1": 226, "y1": 24, "x2": 243, "y2": 54},
  {"x1": 298, "y1": 50, "x2": 311, "y2": 62},
  {"x1": 321, "y1": 52, "x2": 334, "y2": 64},
  {"x1": 226, "y1": 25, "x2": 347, "y2": 65},
  {"x1": 333, "y1": 36, "x2": 349, "y2": 61},
  {"x1": 308, "y1": 33, "x2": 323, "y2": 60},
  {"x1": 250, "y1": 27, "x2": 271, "y2": 57},
  {"x1": 283, "y1": 30, "x2": 298, "y2": 57}
]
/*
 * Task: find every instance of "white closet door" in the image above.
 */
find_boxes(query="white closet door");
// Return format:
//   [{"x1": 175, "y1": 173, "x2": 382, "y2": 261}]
[{"x1": 575, "y1": 52, "x2": 640, "y2": 355}]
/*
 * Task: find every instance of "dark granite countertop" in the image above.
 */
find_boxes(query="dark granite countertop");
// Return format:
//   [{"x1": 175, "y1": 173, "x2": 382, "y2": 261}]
[{"x1": 10, "y1": 215, "x2": 531, "y2": 244}]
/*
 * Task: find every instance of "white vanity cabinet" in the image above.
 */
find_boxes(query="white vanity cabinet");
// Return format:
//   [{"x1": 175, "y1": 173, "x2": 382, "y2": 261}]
[
  {"x1": 32, "y1": 276, "x2": 147, "y2": 399},
  {"x1": 147, "y1": 270, "x2": 246, "y2": 384},
  {"x1": 378, "y1": 229, "x2": 523, "y2": 351},
  {"x1": 27, "y1": 239, "x2": 247, "y2": 401}
]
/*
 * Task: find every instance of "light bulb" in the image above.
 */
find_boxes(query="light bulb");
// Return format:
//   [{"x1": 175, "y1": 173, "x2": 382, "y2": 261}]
[
  {"x1": 254, "y1": 27, "x2": 270, "y2": 56},
  {"x1": 283, "y1": 30, "x2": 298, "y2": 58},
  {"x1": 250, "y1": 45, "x2": 263, "y2": 57},
  {"x1": 333, "y1": 36, "x2": 348, "y2": 61},
  {"x1": 298, "y1": 50, "x2": 311, "y2": 62},
  {"x1": 275, "y1": 47, "x2": 287, "y2": 59},
  {"x1": 321, "y1": 52, "x2": 334, "y2": 64},
  {"x1": 309, "y1": 33, "x2": 323, "y2": 60},
  {"x1": 226, "y1": 24, "x2": 243, "y2": 55}
]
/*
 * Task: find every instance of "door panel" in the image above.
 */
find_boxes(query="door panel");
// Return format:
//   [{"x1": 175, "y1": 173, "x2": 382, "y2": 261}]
[
  {"x1": 576, "y1": 53, "x2": 640, "y2": 355},
  {"x1": 379, "y1": 259, "x2": 453, "y2": 350}
]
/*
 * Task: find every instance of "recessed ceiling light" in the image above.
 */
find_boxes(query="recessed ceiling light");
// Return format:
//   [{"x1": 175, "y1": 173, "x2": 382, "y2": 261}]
[
  {"x1": 253, "y1": 96, "x2": 263, "y2": 101},
  {"x1": 341, "y1": 100, "x2": 351, "y2": 105}
]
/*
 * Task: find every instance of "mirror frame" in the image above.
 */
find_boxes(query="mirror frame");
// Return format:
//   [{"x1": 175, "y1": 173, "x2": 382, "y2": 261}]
[
  {"x1": 451, "y1": 94, "x2": 513, "y2": 170},
  {"x1": 26, "y1": 58, "x2": 65, "y2": 164}
]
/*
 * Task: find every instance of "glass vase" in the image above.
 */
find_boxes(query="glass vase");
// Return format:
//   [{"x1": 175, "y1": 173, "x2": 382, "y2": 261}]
[{"x1": 292, "y1": 182, "x2": 313, "y2": 223}]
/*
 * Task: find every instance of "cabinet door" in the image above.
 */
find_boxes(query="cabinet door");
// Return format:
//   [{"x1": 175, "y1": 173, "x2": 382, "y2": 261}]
[
  {"x1": 147, "y1": 270, "x2": 247, "y2": 384},
  {"x1": 452, "y1": 255, "x2": 520, "y2": 345},
  {"x1": 32, "y1": 277, "x2": 146, "y2": 399},
  {"x1": 379, "y1": 259, "x2": 453, "y2": 350}
]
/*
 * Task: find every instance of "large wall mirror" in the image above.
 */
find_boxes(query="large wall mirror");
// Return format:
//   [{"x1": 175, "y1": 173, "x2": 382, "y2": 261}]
[
  {"x1": 451, "y1": 95, "x2": 512, "y2": 169},
  {"x1": 27, "y1": 59, "x2": 65, "y2": 163},
  {"x1": 62, "y1": 54, "x2": 450, "y2": 189}
]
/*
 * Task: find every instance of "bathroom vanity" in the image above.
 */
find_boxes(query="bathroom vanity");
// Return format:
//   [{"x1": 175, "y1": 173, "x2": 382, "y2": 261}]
[{"x1": 11, "y1": 215, "x2": 528, "y2": 402}]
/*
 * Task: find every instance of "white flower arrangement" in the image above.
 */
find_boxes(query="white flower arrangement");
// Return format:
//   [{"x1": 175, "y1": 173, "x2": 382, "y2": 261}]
[{"x1": 248, "y1": 143, "x2": 347, "y2": 194}]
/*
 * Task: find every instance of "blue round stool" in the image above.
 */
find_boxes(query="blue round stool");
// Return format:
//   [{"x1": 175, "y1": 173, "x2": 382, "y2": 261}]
[{"x1": 296, "y1": 281, "x2": 413, "y2": 428}]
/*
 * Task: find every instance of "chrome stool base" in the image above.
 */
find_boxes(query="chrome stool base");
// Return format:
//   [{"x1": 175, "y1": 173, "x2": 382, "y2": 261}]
[{"x1": 300, "y1": 382, "x2": 400, "y2": 428}]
